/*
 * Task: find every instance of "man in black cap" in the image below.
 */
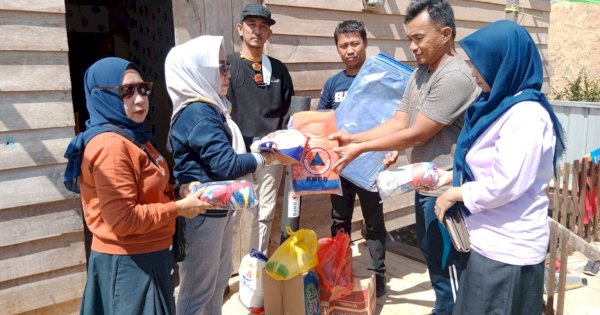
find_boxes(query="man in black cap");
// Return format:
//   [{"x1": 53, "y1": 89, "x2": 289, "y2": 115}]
[{"x1": 227, "y1": 4, "x2": 294, "y2": 256}]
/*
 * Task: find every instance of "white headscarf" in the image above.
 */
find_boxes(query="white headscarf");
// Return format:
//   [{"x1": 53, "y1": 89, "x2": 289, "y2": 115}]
[{"x1": 165, "y1": 35, "x2": 246, "y2": 153}]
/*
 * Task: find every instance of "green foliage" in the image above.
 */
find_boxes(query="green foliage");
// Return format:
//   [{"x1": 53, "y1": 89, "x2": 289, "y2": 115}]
[{"x1": 552, "y1": 69, "x2": 600, "y2": 102}]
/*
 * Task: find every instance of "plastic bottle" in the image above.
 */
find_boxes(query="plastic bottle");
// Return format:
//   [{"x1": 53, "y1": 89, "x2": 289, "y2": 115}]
[
  {"x1": 543, "y1": 267, "x2": 587, "y2": 294},
  {"x1": 239, "y1": 248, "x2": 268, "y2": 312}
]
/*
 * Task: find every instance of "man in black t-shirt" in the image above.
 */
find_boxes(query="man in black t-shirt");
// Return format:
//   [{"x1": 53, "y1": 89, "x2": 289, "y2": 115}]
[
  {"x1": 227, "y1": 4, "x2": 294, "y2": 255},
  {"x1": 319, "y1": 20, "x2": 388, "y2": 298}
]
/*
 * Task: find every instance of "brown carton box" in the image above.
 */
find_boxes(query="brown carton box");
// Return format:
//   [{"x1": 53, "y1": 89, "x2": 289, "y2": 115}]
[
  {"x1": 263, "y1": 269, "x2": 320, "y2": 315},
  {"x1": 320, "y1": 270, "x2": 376, "y2": 315}
]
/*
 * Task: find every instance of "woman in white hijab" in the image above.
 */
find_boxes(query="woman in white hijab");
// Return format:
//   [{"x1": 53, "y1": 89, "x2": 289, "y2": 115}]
[{"x1": 165, "y1": 36, "x2": 286, "y2": 314}]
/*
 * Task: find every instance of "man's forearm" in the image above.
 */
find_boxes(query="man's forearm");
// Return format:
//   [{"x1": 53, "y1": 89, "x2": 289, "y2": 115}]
[
  {"x1": 358, "y1": 127, "x2": 424, "y2": 153},
  {"x1": 353, "y1": 111, "x2": 407, "y2": 143}
]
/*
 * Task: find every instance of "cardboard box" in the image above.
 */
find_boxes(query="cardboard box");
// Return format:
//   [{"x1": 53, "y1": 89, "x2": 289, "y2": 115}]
[
  {"x1": 263, "y1": 269, "x2": 320, "y2": 315},
  {"x1": 320, "y1": 270, "x2": 376, "y2": 315}
]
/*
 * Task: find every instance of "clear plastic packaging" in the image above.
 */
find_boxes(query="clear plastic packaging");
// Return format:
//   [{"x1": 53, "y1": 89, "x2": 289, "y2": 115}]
[
  {"x1": 335, "y1": 53, "x2": 413, "y2": 191},
  {"x1": 376, "y1": 162, "x2": 439, "y2": 200},
  {"x1": 191, "y1": 180, "x2": 258, "y2": 210}
]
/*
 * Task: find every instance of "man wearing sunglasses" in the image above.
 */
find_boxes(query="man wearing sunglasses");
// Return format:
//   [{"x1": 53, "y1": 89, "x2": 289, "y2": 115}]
[{"x1": 227, "y1": 4, "x2": 294, "y2": 256}]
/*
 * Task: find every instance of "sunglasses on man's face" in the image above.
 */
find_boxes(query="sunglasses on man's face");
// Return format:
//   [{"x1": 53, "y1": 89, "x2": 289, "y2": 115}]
[
  {"x1": 219, "y1": 61, "x2": 231, "y2": 76},
  {"x1": 96, "y1": 82, "x2": 154, "y2": 99}
]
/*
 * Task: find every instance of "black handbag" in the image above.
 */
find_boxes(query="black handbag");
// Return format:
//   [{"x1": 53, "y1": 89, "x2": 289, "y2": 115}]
[{"x1": 173, "y1": 216, "x2": 187, "y2": 262}]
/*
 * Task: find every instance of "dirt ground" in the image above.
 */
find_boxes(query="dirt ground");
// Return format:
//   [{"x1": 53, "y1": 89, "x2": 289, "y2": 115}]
[{"x1": 548, "y1": 2, "x2": 600, "y2": 95}]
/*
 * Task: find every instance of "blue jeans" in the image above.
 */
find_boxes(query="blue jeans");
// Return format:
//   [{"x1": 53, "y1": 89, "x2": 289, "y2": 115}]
[{"x1": 415, "y1": 192, "x2": 461, "y2": 315}]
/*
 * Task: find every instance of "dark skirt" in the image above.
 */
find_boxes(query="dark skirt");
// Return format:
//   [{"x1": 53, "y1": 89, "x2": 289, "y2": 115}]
[
  {"x1": 80, "y1": 248, "x2": 175, "y2": 315},
  {"x1": 453, "y1": 250, "x2": 544, "y2": 315}
]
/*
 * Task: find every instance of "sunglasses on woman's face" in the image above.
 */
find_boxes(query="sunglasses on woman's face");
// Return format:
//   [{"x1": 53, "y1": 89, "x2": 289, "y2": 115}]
[
  {"x1": 96, "y1": 82, "x2": 154, "y2": 99},
  {"x1": 219, "y1": 61, "x2": 231, "y2": 76}
]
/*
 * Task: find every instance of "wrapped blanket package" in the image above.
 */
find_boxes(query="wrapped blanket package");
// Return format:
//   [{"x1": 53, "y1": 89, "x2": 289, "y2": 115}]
[
  {"x1": 336, "y1": 53, "x2": 413, "y2": 191},
  {"x1": 376, "y1": 162, "x2": 439, "y2": 199},
  {"x1": 250, "y1": 129, "x2": 307, "y2": 164},
  {"x1": 192, "y1": 180, "x2": 258, "y2": 210},
  {"x1": 290, "y1": 110, "x2": 342, "y2": 196}
]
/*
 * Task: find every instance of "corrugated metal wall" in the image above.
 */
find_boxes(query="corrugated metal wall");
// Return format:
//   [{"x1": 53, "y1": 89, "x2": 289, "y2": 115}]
[{"x1": 552, "y1": 100, "x2": 600, "y2": 163}]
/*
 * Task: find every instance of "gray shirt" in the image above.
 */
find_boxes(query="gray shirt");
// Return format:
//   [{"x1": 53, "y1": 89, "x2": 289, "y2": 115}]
[{"x1": 398, "y1": 55, "x2": 478, "y2": 195}]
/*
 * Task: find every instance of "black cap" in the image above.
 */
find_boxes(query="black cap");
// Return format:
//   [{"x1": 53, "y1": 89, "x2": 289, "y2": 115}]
[{"x1": 240, "y1": 4, "x2": 276, "y2": 25}]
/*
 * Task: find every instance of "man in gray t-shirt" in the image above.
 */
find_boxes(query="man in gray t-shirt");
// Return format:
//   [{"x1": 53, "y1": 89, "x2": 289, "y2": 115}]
[
  {"x1": 330, "y1": 1, "x2": 478, "y2": 313},
  {"x1": 400, "y1": 55, "x2": 477, "y2": 197}
]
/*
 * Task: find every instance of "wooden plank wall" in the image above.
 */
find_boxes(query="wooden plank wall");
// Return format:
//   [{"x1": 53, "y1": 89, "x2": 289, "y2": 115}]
[
  {"x1": 264, "y1": 0, "x2": 551, "y2": 106},
  {"x1": 0, "y1": 1, "x2": 86, "y2": 314},
  {"x1": 172, "y1": 0, "x2": 259, "y2": 52}
]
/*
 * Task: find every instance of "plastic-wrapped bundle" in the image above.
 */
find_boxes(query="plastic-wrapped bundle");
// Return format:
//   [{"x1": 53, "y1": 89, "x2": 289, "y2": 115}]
[
  {"x1": 376, "y1": 162, "x2": 439, "y2": 199},
  {"x1": 192, "y1": 180, "x2": 258, "y2": 210},
  {"x1": 335, "y1": 53, "x2": 413, "y2": 191},
  {"x1": 250, "y1": 129, "x2": 307, "y2": 163}
]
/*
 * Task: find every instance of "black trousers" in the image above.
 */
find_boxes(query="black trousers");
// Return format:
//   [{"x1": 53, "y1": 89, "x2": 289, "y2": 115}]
[{"x1": 331, "y1": 177, "x2": 387, "y2": 275}]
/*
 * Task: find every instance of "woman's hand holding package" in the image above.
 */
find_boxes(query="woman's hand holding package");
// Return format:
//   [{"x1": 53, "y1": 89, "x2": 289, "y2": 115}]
[
  {"x1": 253, "y1": 130, "x2": 306, "y2": 164},
  {"x1": 176, "y1": 182, "x2": 209, "y2": 218},
  {"x1": 434, "y1": 169, "x2": 453, "y2": 188},
  {"x1": 261, "y1": 151, "x2": 295, "y2": 165}
]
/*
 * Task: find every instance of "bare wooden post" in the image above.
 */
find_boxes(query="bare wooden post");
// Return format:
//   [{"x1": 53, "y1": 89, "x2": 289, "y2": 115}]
[
  {"x1": 557, "y1": 228, "x2": 569, "y2": 315},
  {"x1": 590, "y1": 163, "x2": 600, "y2": 242},
  {"x1": 577, "y1": 160, "x2": 586, "y2": 237},
  {"x1": 561, "y1": 163, "x2": 570, "y2": 228},
  {"x1": 570, "y1": 161, "x2": 580, "y2": 233},
  {"x1": 552, "y1": 165, "x2": 561, "y2": 222},
  {"x1": 546, "y1": 222, "x2": 558, "y2": 315}
]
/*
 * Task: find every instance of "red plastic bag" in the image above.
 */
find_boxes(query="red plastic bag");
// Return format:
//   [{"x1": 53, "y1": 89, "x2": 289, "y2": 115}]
[{"x1": 315, "y1": 230, "x2": 354, "y2": 301}]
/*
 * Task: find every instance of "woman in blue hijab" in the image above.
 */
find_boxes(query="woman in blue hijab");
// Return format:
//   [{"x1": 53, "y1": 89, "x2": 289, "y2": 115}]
[
  {"x1": 434, "y1": 20, "x2": 565, "y2": 314},
  {"x1": 65, "y1": 57, "x2": 208, "y2": 315}
]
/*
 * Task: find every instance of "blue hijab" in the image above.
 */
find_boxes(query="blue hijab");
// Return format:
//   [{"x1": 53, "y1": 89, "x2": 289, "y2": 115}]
[
  {"x1": 451, "y1": 20, "x2": 565, "y2": 217},
  {"x1": 63, "y1": 57, "x2": 149, "y2": 192}
]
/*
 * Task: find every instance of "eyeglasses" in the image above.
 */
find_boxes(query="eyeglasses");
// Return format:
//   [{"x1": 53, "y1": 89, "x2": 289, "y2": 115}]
[
  {"x1": 251, "y1": 62, "x2": 265, "y2": 86},
  {"x1": 96, "y1": 82, "x2": 153, "y2": 99},
  {"x1": 219, "y1": 61, "x2": 231, "y2": 76}
]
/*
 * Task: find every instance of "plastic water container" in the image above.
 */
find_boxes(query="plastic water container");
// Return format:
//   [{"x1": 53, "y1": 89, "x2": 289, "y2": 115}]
[{"x1": 239, "y1": 248, "x2": 268, "y2": 311}]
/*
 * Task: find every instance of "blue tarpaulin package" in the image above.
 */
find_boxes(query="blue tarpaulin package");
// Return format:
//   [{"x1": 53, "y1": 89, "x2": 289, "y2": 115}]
[{"x1": 335, "y1": 53, "x2": 413, "y2": 191}]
